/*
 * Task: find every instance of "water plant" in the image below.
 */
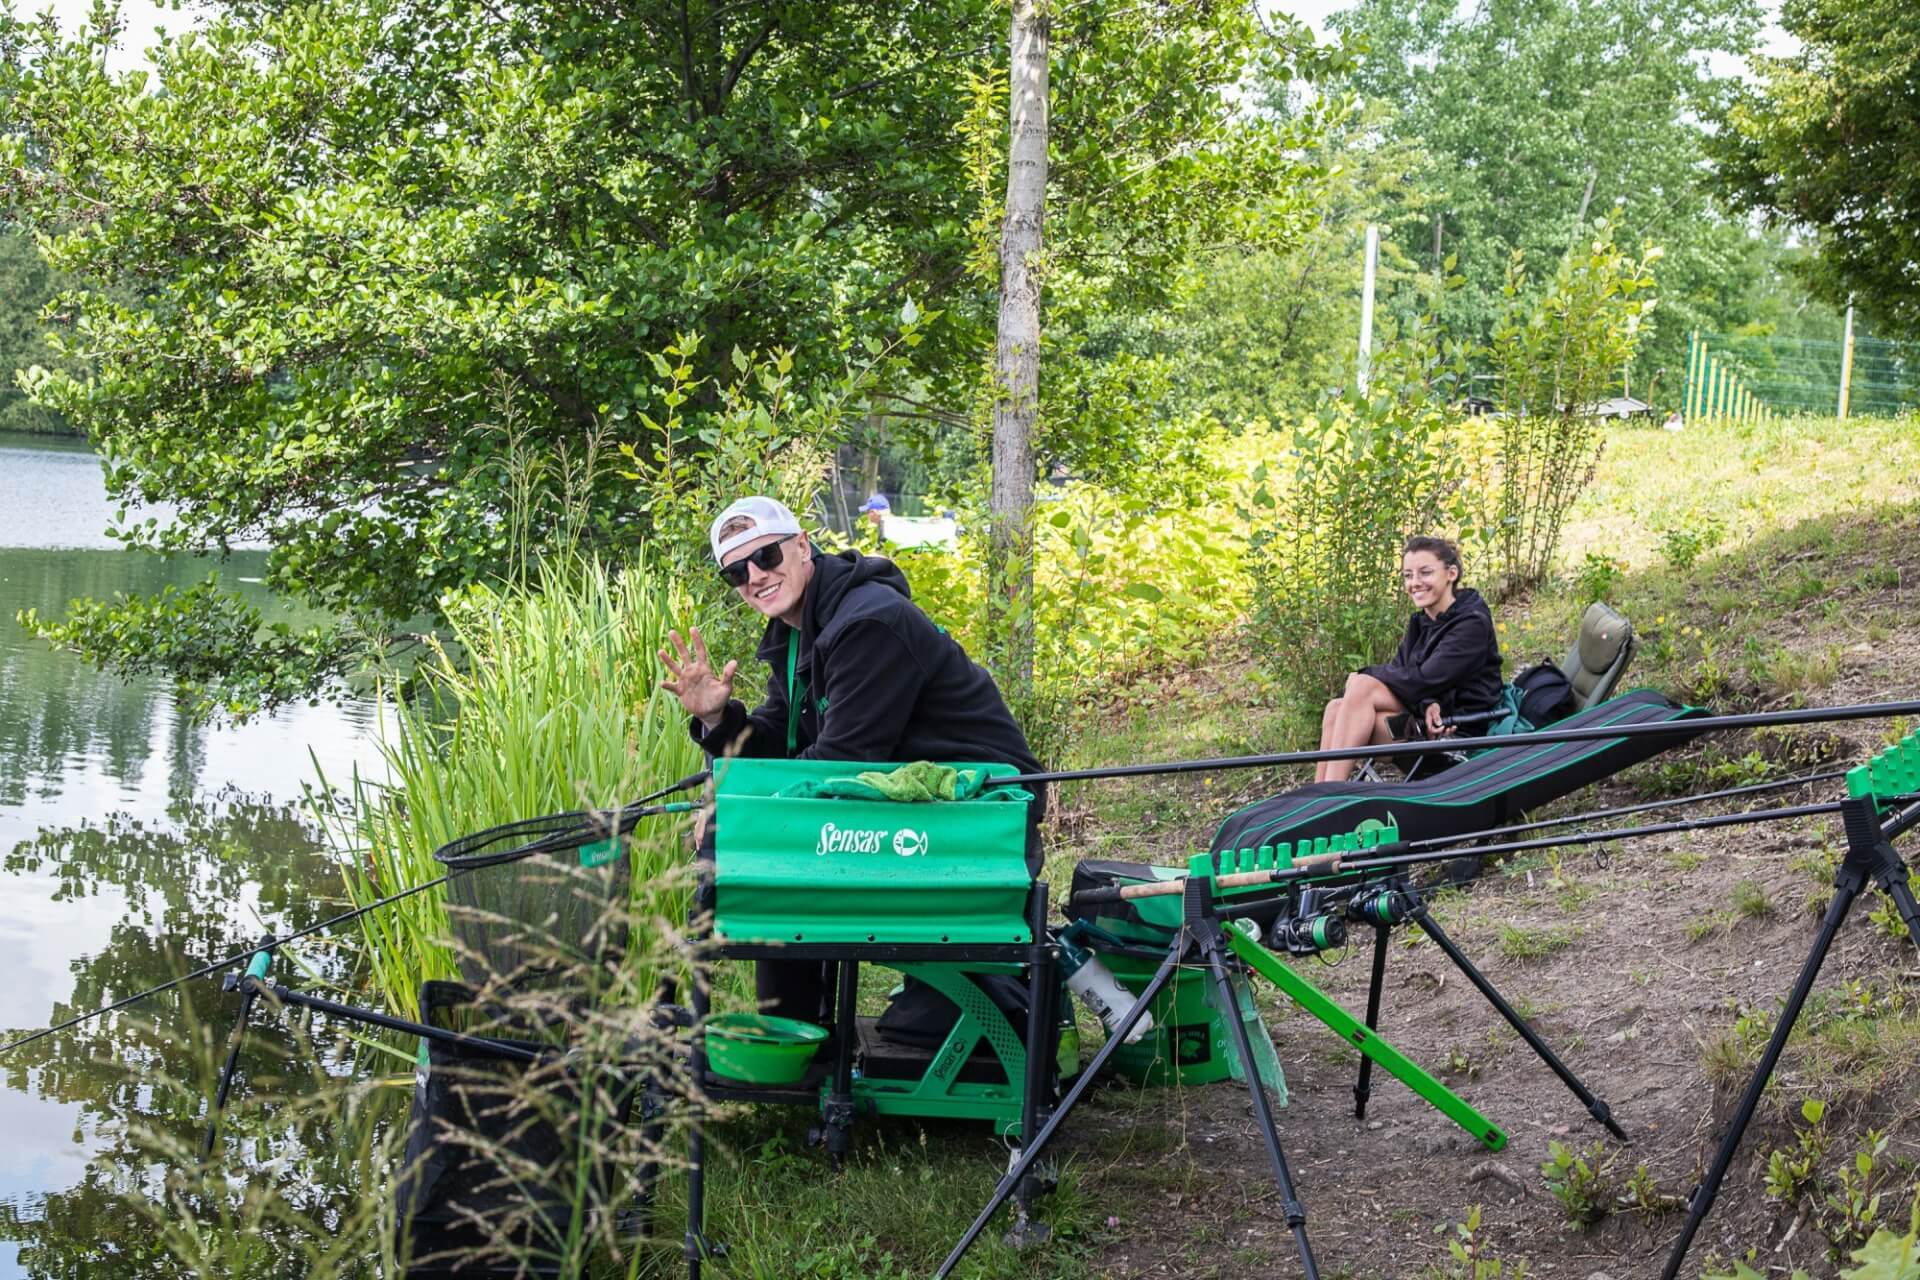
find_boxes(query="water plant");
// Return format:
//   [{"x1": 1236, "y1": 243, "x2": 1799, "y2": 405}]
[{"x1": 313, "y1": 557, "x2": 706, "y2": 1019}]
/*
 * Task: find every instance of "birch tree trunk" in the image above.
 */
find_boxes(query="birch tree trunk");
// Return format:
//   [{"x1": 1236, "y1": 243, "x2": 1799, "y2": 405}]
[{"x1": 990, "y1": 0, "x2": 1047, "y2": 704}]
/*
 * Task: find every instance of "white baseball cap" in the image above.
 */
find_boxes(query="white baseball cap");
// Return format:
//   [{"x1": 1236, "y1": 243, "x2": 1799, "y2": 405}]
[{"x1": 709, "y1": 496, "x2": 805, "y2": 564}]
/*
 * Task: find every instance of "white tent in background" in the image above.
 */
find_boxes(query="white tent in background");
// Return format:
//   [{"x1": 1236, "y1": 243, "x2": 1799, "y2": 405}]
[{"x1": 880, "y1": 514, "x2": 960, "y2": 550}]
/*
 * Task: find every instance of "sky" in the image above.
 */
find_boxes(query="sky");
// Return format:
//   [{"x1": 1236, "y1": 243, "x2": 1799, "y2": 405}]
[
  {"x1": 30, "y1": 0, "x2": 187, "y2": 72},
  {"x1": 34, "y1": 0, "x2": 1797, "y2": 77}
]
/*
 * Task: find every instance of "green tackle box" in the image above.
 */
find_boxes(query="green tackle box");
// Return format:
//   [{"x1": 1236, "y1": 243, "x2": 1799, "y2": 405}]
[{"x1": 710, "y1": 757, "x2": 1035, "y2": 949}]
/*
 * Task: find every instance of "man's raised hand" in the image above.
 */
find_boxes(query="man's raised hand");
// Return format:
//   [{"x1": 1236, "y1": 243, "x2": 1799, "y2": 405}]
[{"x1": 659, "y1": 626, "x2": 737, "y2": 728}]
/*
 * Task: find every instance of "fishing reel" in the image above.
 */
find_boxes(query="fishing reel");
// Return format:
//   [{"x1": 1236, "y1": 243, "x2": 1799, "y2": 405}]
[
  {"x1": 1345, "y1": 882, "x2": 1420, "y2": 928},
  {"x1": 1268, "y1": 888, "x2": 1348, "y2": 956}
]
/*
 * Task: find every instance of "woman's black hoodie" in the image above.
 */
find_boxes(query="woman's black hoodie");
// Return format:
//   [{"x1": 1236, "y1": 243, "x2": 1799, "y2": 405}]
[{"x1": 1359, "y1": 587, "x2": 1504, "y2": 721}]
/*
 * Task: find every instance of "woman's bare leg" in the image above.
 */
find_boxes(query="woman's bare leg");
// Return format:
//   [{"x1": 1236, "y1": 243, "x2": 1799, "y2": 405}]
[
  {"x1": 1324, "y1": 673, "x2": 1406, "y2": 784},
  {"x1": 1316, "y1": 697, "x2": 1344, "y2": 783}
]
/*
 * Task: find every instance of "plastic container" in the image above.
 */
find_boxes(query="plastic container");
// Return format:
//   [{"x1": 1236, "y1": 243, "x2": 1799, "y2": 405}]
[
  {"x1": 1059, "y1": 935, "x2": 1154, "y2": 1045},
  {"x1": 705, "y1": 1013, "x2": 830, "y2": 1085}
]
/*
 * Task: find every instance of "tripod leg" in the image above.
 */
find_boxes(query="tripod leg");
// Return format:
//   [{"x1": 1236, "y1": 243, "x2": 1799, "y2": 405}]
[
  {"x1": 202, "y1": 986, "x2": 259, "y2": 1159},
  {"x1": 1414, "y1": 906, "x2": 1627, "y2": 1141},
  {"x1": 1198, "y1": 927, "x2": 1320, "y2": 1280},
  {"x1": 1849, "y1": 795, "x2": 1920, "y2": 949},
  {"x1": 1354, "y1": 922, "x2": 1389, "y2": 1120},
  {"x1": 1659, "y1": 876, "x2": 1861, "y2": 1280},
  {"x1": 203, "y1": 938, "x2": 273, "y2": 1160},
  {"x1": 1876, "y1": 872, "x2": 1920, "y2": 945},
  {"x1": 934, "y1": 936, "x2": 1184, "y2": 1280}
]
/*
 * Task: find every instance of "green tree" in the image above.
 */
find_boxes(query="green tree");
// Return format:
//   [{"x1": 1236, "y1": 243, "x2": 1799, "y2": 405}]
[
  {"x1": 0, "y1": 0, "x2": 1331, "y2": 717},
  {"x1": 0, "y1": 226, "x2": 64, "y2": 433},
  {"x1": 1108, "y1": 98, "x2": 1439, "y2": 429},
  {"x1": 2, "y1": 0, "x2": 980, "y2": 711},
  {"x1": 1330, "y1": 0, "x2": 1764, "y2": 395},
  {"x1": 1712, "y1": 0, "x2": 1920, "y2": 340},
  {"x1": 1483, "y1": 222, "x2": 1660, "y2": 589}
]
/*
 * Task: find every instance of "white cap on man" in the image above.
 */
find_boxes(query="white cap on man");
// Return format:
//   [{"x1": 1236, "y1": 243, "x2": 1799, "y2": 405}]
[{"x1": 709, "y1": 496, "x2": 805, "y2": 564}]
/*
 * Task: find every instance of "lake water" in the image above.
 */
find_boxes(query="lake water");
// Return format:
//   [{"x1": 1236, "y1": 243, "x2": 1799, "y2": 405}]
[{"x1": 0, "y1": 432, "x2": 387, "y2": 1277}]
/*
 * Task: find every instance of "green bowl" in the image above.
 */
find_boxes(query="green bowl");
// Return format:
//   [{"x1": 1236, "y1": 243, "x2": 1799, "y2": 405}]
[{"x1": 705, "y1": 1013, "x2": 829, "y2": 1085}]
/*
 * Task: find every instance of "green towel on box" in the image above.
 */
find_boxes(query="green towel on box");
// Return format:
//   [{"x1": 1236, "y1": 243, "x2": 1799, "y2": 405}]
[{"x1": 775, "y1": 760, "x2": 1018, "y2": 803}]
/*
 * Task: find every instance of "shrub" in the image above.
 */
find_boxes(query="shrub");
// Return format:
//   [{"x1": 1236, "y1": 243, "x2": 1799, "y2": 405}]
[
  {"x1": 1572, "y1": 551, "x2": 1627, "y2": 603},
  {"x1": 1657, "y1": 511, "x2": 1727, "y2": 570},
  {"x1": 1240, "y1": 331, "x2": 1469, "y2": 733},
  {"x1": 896, "y1": 470, "x2": 1252, "y2": 760},
  {"x1": 1540, "y1": 1140, "x2": 1616, "y2": 1229},
  {"x1": 1483, "y1": 221, "x2": 1660, "y2": 593}
]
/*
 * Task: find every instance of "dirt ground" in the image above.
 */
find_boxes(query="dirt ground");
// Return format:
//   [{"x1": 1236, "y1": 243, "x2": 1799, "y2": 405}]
[{"x1": 1048, "y1": 641, "x2": 1920, "y2": 1278}]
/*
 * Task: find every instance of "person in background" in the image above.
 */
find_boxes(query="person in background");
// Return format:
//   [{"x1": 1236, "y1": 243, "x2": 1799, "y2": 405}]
[
  {"x1": 857, "y1": 492, "x2": 890, "y2": 547},
  {"x1": 1314, "y1": 535, "x2": 1503, "y2": 784}
]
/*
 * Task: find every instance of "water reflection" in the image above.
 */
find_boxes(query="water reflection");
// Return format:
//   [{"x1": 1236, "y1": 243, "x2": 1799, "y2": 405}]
[
  {"x1": 0, "y1": 433, "x2": 387, "y2": 1277},
  {"x1": 0, "y1": 793, "x2": 391, "y2": 1279}
]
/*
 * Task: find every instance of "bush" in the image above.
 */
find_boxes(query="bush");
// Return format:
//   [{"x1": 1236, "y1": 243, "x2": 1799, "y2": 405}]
[
  {"x1": 1657, "y1": 511, "x2": 1727, "y2": 571},
  {"x1": 1240, "y1": 331, "x2": 1468, "y2": 734},
  {"x1": 1573, "y1": 551, "x2": 1627, "y2": 604},
  {"x1": 896, "y1": 466, "x2": 1252, "y2": 760},
  {"x1": 1484, "y1": 221, "x2": 1660, "y2": 593}
]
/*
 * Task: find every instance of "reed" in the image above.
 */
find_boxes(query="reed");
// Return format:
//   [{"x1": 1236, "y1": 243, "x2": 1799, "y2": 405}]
[{"x1": 315, "y1": 557, "x2": 706, "y2": 1019}]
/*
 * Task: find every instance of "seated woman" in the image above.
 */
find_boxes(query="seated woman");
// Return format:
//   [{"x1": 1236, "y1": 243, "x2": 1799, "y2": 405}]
[{"x1": 1315, "y1": 535, "x2": 1504, "y2": 784}]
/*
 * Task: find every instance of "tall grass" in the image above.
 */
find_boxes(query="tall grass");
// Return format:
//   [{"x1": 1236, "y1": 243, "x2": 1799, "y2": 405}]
[{"x1": 315, "y1": 557, "x2": 705, "y2": 1019}]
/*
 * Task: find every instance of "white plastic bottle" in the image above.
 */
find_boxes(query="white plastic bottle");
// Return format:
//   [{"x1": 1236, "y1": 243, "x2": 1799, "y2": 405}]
[{"x1": 1058, "y1": 935, "x2": 1154, "y2": 1045}]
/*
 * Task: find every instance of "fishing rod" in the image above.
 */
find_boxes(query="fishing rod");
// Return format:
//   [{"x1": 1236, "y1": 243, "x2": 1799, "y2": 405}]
[
  {"x1": 1068, "y1": 794, "x2": 1920, "y2": 908},
  {"x1": 0, "y1": 770, "x2": 710, "y2": 1057},
  {"x1": 1400, "y1": 766, "x2": 1852, "y2": 850},
  {"x1": 992, "y1": 698, "x2": 1920, "y2": 788}
]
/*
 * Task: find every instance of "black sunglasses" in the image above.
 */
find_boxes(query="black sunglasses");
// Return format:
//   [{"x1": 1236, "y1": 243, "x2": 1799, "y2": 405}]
[{"x1": 718, "y1": 534, "x2": 800, "y2": 588}]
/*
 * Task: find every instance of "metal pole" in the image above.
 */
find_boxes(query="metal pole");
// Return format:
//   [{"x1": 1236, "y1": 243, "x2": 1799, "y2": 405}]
[
  {"x1": 1685, "y1": 332, "x2": 1700, "y2": 422},
  {"x1": 1357, "y1": 224, "x2": 1378, "y2": 396},
  {"x1": 1837, "y1": 303, "x2": 1855, "y2": 420}
]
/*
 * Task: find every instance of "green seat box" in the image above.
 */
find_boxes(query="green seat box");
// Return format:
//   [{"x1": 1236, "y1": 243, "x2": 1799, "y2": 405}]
[{"x1": 711, "y1": 757, "x2": 1035, "y2": 947}]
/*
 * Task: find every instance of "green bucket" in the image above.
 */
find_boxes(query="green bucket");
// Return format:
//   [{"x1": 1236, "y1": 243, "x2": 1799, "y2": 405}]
[
  {"x1": 705, "y1": 1013, "x2": 830, "y2": 1086},
  {"x1": 1102, "y1": 951, "x2": 1236, "y2": 1086}
]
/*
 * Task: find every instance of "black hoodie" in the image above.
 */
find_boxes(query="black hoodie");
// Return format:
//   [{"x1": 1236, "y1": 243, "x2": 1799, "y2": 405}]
[
  {"x1": 1359, "y1": 586, "x2": 1504, "y2": 722},
  {"x1": 690, "y1": 550, "x2": 1042, "y2": 777}
]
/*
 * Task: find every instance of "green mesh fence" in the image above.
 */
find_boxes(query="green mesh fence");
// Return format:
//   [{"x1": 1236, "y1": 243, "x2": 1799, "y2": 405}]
[{"x1": 1686, "y1": 329, "x2": 1920, "y2": 421}]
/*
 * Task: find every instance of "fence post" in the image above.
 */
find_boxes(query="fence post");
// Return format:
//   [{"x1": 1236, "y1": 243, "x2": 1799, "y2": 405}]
[
  {"x1": 1685, "y1": 332, "x2": 1701, "y2": 422},
  {"x1": 1357, "y1": 224, "x2": 1378, "y2": 397},
  {"x1": 1837, "y1": 303, "x2": 1855, "y2": 420}
]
